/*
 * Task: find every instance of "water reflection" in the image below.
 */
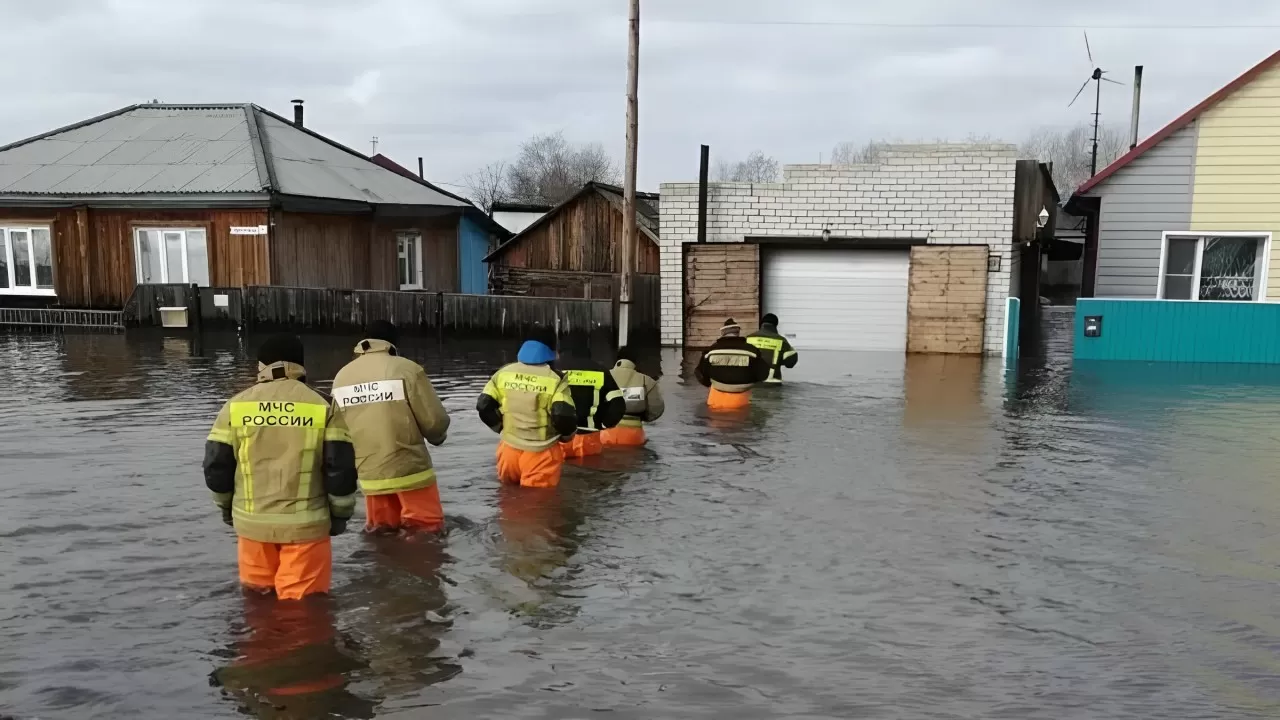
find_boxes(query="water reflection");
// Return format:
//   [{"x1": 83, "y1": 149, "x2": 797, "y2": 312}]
[{"x1": 211, "y1": 595, "x2": 376, "y2": 719}]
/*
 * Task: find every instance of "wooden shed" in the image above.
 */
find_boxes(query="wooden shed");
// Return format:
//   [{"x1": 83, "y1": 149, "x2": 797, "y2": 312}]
[
  {"x1": 0, "y1": 103, "x2": 504, "y2": 309},
  {"x1": 484, "y1": 182, "x2": 660, "y2": 299}
]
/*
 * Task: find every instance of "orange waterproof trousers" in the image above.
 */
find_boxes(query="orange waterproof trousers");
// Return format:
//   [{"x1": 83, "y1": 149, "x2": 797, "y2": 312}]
[
  {"x1": 238, "y1": 537, "x2": 332, "y2": 600},
  {"x1": 707, "y1": 387, "x2": 752, "y2": 411},
  {"x1": 365, "y1": 484, "x2": 445, "y2": 533},
  {"x1": 561, "y1": 432, "x2": 603, "y2": 458},
  {"x1": 600, "y1": 424, "x2": 647, "y2": 447},
  {"x1": 496, "y1": 441, "x2": 565, "y2": 488}
]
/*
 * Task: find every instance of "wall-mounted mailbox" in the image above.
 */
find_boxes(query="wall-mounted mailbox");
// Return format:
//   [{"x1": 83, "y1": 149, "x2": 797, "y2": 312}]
[{"x1": 1083, "y1": 315, "x2": 1102, "y2": 338}]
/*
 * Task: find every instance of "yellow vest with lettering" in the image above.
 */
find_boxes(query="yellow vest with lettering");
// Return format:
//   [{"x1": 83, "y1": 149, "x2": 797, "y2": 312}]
[
  {"x1": 207, "y1": 362, "x2": 352, "y2": 544},
  {"x1": 481, "y1": 362, "x2": 575, "y2": 451}
]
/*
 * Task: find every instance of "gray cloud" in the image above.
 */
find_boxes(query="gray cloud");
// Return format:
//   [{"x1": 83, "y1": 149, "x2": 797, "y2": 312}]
[{"x1": 1, "y1": 0, "x2": 1277, "y2": 194}]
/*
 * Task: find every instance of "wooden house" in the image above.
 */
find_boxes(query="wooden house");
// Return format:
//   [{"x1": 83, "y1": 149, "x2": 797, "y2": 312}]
[
  {"x1": 0, "y1": 102, "x2": 504, "y2": 308},
  {"x1": 484, "y1": 182, "x2": 660, "y2": 299}
]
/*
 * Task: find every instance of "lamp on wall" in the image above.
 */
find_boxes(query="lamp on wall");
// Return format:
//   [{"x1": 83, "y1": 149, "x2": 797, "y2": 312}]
[
  {"x1": 1037, "y1": 208, "x2": 1049, "y2": 228},
  {"x1": 821, "y1": 226, "x2": 831, "y2": 242}
]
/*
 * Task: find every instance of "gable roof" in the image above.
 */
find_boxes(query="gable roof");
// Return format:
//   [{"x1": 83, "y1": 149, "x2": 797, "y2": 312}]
[
  {"x1": 482, "y1": 182, "x2": 659, "y2": 263},
  {"x1": 1077, "y1": 49, "x2": 1280, "y2": 195},
  {"x1": 0, "y1": 104, "x2": 468, "y2": 207}
]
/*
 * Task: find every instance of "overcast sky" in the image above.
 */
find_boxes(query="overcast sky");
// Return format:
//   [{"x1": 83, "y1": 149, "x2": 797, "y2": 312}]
[{"x1": 2, "y1": 0, "x2": 1278, "y2": 196}]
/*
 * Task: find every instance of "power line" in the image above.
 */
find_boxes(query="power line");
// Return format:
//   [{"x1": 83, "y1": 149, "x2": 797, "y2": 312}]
[{"x1": 648, "y1": 18, "x2": 1280, "y2": 30}]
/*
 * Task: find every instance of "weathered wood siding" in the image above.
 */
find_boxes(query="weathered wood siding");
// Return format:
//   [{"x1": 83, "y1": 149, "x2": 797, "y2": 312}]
[
  {"x1": 1085, "y1": 123, "x2": 1197, "y2": 298},
  {"x1": 272, "y1": 212, "x2": 459, "y2": 292},
  {"x1": 496, "y1": 189, "x2": 660, "y2": 274},
  {"x1": 907, "y1": 246, "x2": 989, "y2": 354},
  {"x1": 0, "y1": 207, "x2": 269, "y2": 309},
  {"x1": 1190, "y1": 60, "x2": 1280, "y2": 300},
  {"x1": 683, "y1": 243, "x2": 759, "y2": 349}
]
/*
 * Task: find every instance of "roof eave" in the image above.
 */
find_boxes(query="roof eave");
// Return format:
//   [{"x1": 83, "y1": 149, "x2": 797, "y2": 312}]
[
  {"x1": 0, "y1": 192, "x2": 272, "y2": 209},
  {"x1": 1076, "y1": 48, "x2": 1280, "y2": 196}
]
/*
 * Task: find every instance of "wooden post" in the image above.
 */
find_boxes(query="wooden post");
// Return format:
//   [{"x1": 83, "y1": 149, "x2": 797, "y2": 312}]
[
  {"x1": 436, "y1": 291, "x2": 444, "y2": 344},
  {"x1": 618, "y1": 0, "x2": 639, "y2": 348},
  {"x1": 187, "y1": 283, "x2": 203, "y2": 336}
]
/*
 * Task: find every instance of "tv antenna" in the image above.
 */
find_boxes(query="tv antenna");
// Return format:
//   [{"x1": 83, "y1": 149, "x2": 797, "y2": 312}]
[{"x1": 1068, "y1": 31, "x2": 1124, "y2": 176}]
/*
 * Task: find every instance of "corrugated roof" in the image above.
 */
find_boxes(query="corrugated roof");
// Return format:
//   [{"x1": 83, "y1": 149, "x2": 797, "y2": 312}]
[{"x1": 0, "y1": 103, "x2": 469, "y2": 207}]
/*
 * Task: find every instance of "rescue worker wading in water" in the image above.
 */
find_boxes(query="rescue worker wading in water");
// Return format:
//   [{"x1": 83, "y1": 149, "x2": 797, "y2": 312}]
[
  {"x1": 555, "y1": 336, "x2": 625, "y2": 458},
  {"x1": 746, "y1": 313, "x2": 799, "y2": 384},
  {"x1": 203, "y1": 334, "x2": 358, "y2": 600},
  {"x1": 331, "y1": 321, "x2": 451, "y2": 534},
  {"x1": 600, "y1": 346, "x2": 665, "y2": 447},
  {"x1": 476, "y1": 329, "x2": 579, "y2": 488},
  {"x1": 696, "y1": 318, "x2": 769, "y2": 410}
]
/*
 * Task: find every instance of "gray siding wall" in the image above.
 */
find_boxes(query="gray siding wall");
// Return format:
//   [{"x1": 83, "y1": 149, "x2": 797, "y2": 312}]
[{"x1": 1087, "y1": 121, "x2": 1197, "y2": 298}]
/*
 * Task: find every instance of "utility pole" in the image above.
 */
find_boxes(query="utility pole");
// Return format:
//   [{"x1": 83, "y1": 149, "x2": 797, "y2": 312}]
[
  {"x1": 371, "y1": 136, "x2": 379, "y2": 156},
  {"x1": 618, "y1": 0, "x2": 640, "y2": 348}
]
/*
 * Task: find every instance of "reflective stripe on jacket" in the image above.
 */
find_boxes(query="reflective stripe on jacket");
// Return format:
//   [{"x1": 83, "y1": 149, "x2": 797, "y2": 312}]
[
  {"x1": 478, "y1": 362, "x2": 577, "y2": 451},
  {"x1": 610, "y1": 359, "x2": 665, "y2": 427},
  {"x1": 557, "y1": 357, "x2": 626, "y2": 433},
  {"x1": 206, "y1": 361, "x2": 356, "y2": 544},
  {"x1": 746, "y1": 327, "x2": 798, "y2": 384},
  {"x1": 695, "y1": 337, "x2": 769, "y2": 393},
  {"x1": 331, "y1": 339, "x2": 451, "y2": 496}
]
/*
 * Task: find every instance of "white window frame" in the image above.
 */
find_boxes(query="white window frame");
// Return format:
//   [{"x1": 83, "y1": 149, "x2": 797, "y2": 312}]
[
  {"x1": 0, "y1": 224, "x2": 56, "y2": 296},
  {"x1": 133, "y1": 227, "x2": 208, "y2": 286},
  {"x1": 397, "y1": 231, "x2": 423, "y2": 290},
  {"x1": 1156, "y1": 231, "x2": 1272, "y2": 302}
]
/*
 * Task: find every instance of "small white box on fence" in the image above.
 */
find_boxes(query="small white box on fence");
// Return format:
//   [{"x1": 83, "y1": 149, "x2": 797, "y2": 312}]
[
  {"x1": 213, "y1": 294, "x2": 229, "y2": 308},
  {"x1": 159, "y1": 306, "x2": 189, "y2": 328}
]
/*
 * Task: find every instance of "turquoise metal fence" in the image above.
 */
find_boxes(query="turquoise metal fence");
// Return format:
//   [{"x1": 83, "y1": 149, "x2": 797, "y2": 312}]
[{"x1": 1074, "y1": 298, "x2": 1280, "y2": 363}]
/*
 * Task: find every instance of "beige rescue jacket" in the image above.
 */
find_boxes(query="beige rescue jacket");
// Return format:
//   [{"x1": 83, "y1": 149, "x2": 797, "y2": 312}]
[
  {"x1": 609, "y1": 360, "x2": 665, "y2": 427},
  {"x1": 206, "y1": 361, "x2": 357, "y2": 544},
  {"x1": 330, "y1": 339, "x2": 451, "y2": 495}
]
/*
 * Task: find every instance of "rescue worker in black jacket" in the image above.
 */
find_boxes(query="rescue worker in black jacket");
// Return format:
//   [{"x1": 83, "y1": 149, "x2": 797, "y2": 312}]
[
  {"x1": 747, "y1": 313, "x2": 799, "y2": 384},
  {"x1": 554, "y1": 336, "x2": 625, "y2": 458},
  {"x1": 696, "y1": 318, "x2": 769, "y2": 410}
]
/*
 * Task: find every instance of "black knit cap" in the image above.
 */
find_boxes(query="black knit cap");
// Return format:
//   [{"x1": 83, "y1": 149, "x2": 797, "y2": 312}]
[
  {"x1": 527, "y1": 325, "x2": 557, "y2": 349},
  {"x1": 257, "y1": 333, "x2": 304, "y2": 366},
  {"x1": 365, "y1": 320, "x2": 399, "y2": 345},
  {"x1": 762, "y1": 313, "x2": 779, "y2": 326}
]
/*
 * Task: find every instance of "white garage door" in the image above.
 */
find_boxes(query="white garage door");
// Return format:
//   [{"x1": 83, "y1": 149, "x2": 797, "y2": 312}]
[{"x1": 761, "y1": 248, "x2": 910, "y2": 351}]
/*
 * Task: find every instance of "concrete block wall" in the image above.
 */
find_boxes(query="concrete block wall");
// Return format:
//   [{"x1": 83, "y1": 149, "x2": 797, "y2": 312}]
[{"x1": 659, "y1": 143, "x2": 1019, "y2": 354}]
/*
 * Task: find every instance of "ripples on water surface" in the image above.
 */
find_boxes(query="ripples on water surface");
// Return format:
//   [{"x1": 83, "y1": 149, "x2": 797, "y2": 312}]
[{"x1": 5, "y1": 308, "x2": 1280, "y2": 718}]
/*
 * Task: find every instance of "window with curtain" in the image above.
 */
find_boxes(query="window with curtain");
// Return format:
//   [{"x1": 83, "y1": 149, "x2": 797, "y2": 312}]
[
  {"x1": 134, "y1": 228, "x2": 210, "y2": 286},
  {"x1": 397, "y1": 231, "x2": 422, "y2": 290},
  {"x1": 1159, "y1": 233, "x2": 1269, "y2": 301},
  {"x1": 0, "y1": 225, "x2": 55, "y2": 295}
]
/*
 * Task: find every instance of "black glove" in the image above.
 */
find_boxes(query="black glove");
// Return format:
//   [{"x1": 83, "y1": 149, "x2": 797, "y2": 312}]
[
  {"x1": 220, "y1": 506, "x2": 234, "y2": 527},
  {"x1": 329, "y1": 516, "x2": 349, "y2": 537}
]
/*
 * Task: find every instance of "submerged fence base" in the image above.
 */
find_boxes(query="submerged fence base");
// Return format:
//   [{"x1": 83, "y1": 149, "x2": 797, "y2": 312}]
[
  {"x1": 123, "y1": 285, "x2": 660, "y2": 343},
  {"x1": 0, "y1": 307, "x2": 124, "y2": 331}
]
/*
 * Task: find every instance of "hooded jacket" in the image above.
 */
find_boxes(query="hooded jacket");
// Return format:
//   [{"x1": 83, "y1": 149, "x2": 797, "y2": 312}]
[
  {"x1": 476, "y1": 340, "x2": 578, "y2": 451},
  {"x1": 746, "y1": 323, "x2": 799, "y2": 384},
  {"x1": 555, "y1": 353, "x2": 626, "y2": 433},
  {"x1": 610, "y1": 359, "x2": 665, "y2": 427},
  {"x1": 330, "y1": 339, "x2": 451, "y2": 496},
  {"x1": 695, "y1": 336, "x2": 769, "y2": 393},
  {"x1": 204, "y1": 361, "x2": 358, "y2": 544}
]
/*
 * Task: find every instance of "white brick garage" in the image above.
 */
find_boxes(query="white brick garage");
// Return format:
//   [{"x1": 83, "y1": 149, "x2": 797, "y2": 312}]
[
  {"x1": 659, "y1": 144, "x2": 1020, "y2": 355},
  {"x1": 762, "y1": 248, "x2": 910, "y2": 351}
]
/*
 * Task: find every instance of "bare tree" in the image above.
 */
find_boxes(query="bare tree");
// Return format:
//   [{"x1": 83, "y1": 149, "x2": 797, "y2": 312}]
[
  {"x1": 504, "y1": 132, "x2": 620, "y2": 205},
  {"x1": 1021, "y1": 124, "x2": 1128, "y2": 195},
  {"x1": 715, "y1": 151, "x2": 780, "y2": 182},
  {"x1": 464, "y1": 161, "x2": 509, "y2": 213},
  {"x1": 829, "y1": 140, "x2": 888, "y2": 165}
]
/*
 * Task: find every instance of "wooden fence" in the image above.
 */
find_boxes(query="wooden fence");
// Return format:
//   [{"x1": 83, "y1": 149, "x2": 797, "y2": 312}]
[
  {"x1": 122, "y1": 284, "x2": 655, "y2": 341},
  {"x1": 0, "y1": 307, "x2": 124, "y2": 331}
]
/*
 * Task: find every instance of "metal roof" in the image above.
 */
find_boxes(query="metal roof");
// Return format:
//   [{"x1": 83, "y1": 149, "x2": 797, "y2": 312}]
[{"x1": 0, "y1": 104, "x2": 468, "y2": 207}]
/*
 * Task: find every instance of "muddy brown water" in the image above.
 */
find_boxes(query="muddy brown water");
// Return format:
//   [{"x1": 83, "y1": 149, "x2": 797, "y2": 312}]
[{"x1": 6, "y1": 308, "x2": 1280, "y2": 718}]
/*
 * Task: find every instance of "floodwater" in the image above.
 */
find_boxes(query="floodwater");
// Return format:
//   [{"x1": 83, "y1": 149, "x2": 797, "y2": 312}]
[{"x1": 6, "y1": 309, "x2": 1280, "y2": 718}]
